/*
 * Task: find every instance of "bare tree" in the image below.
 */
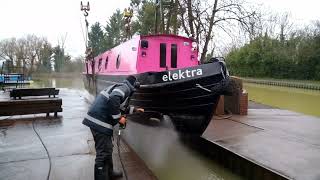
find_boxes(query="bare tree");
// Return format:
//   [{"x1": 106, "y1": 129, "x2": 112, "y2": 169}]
[
  {"x1": 178, "y1": 0, "x2": 257, "y2": 62},
  {"x1": 0, "y1": 38, "x2": 17, "y2": 73},
  {"x1": 25, "y1": 35, "x2": 46, "y2": 74},
  {"x1": 15, "y1": 38, "x2": 28, "y2": 74},
  {"x1": 0, "y1": 35, "x2": 53, "y2": 74},
  {"x1": 242, "y1": 10, "x2": 294, "y2": 43},
  {"x1": 278, "y1": 13, "x2": 293, "y2": 43}
]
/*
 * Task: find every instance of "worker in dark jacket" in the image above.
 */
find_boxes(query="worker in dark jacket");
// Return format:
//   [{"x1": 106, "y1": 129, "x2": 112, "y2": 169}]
[{"x1": 83, "y1": 75, "x2": 144, "y2": 180}]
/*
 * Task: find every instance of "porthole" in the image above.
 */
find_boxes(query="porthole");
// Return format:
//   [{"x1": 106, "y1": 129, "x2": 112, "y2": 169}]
[
  {"x1": 98, "y1": 58, "x2": 102, "y2": 71},
  {"x1": 105, "y1": 56, "x2": 109, "y2": 69},
  {"x1": 116, "y1": 54, "x2": 121, "y2": 69}
]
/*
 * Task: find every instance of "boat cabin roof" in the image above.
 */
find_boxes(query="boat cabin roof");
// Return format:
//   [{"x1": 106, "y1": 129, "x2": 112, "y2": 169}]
[{"x1": 141, "y1": 34, "x2": 195, "y2": 42}]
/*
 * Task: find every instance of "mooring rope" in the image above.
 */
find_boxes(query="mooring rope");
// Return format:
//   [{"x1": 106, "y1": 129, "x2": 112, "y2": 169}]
[{"x1": 32, "y1": 120, "x2": 52, "y2": 180}]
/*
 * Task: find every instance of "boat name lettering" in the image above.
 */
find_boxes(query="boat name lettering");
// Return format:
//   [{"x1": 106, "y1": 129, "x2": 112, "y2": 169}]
[{"x1": 162, "y1": 69, "x2": 203, "y2": 82}]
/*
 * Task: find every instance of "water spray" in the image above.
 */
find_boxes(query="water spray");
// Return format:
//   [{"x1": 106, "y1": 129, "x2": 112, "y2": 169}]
[{"x1": 117, "y1": 117, "x2": 129, "y2": 180}]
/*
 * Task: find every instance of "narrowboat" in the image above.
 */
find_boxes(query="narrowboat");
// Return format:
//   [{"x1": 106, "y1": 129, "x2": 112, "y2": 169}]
[{"x1": 83, "y1": 34, "x2": 229, "y2": 134}]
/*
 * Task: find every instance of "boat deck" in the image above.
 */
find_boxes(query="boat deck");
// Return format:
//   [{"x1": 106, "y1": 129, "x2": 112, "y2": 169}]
[
  {"x1": 202, "y1": 105, "x2": 320, "y2": 180},
  {"x1": 0, "y1": 89, "x2": 156, "y2": 180}
]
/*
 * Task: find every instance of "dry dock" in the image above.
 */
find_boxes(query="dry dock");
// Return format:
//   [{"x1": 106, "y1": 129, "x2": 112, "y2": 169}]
[
  {"x1": 0, "y1": 89, "x2": 156, "y2": 180},
  {"x1": 2, "y1": 86, "x2": 320, "y2": 180},
  {"x1": 202, "y1": 102, "x2": 320, "y2": 180}
]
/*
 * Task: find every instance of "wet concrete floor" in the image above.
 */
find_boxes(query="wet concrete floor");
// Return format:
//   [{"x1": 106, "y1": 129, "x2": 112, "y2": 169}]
[
  {"x1": 0, "y1": 89, "x2": 156, "y2": 180},
  {"x1": 1, "y1": 78, "x2": 246, "y2": 180},
  {"x1": 202, "y1": 107, "x2": 320, "y2": 180}
]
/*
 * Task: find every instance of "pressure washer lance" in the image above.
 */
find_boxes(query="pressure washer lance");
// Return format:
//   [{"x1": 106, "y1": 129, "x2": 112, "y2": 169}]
[{"x1": 117, "y1": 116, "x2": 129, "y2": 180}]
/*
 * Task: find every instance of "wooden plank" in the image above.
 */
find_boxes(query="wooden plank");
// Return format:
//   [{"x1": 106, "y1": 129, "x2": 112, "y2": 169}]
[
  {"x1": 0, "y1": 104, "x2": 61, "y2": 110},
  {"x1": 0, "y1": 105, "x2": 62, "y2": 111},
  {"x1": 0, "y1": 98, "x2": 63, "y2": 116},
  {"x1": 0, "y1": 102, "x2": 62, "y2": 109},
  {"x1": 10, "y1": 88, "x2": 55, "y2": 96},
  {"x1": 10, "y1": 88, "x2": 59, "y2": 98},
  {"x1": 0, "y1": 98, "x2": 62, "y2": 106},
  {"x1": 0, "y1": 106, "x2": 63, "y2": 113},
  {"x1": 214, "y1": 96, "x2": 224, "y2": 115},
  {"x1": 0, "y1": 108, "x2": 62, "y2": 116},
  {"x1": 0, "y1": 101, "x2": 62, "y2": 107}
]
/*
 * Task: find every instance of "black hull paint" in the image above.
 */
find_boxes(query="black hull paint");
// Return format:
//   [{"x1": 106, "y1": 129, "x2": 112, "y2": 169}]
[{"x1": 83, "y1": 62, "x2": 229, "y2": 134}]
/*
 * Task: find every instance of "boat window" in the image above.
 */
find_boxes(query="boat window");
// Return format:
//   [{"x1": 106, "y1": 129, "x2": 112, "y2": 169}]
[
  {"x1": 86, "y1": 62, "x2": 88, "y2": 73},
  {"x1": 116, "y1": 54, "x2": 121, "y2": 69},
  {"x1": 91, "y1": 61, "x2": 95, "y2": 74},
  {"x1": 171, "y1": 44, "x2": 177, "y2": 68},
  {"x1": 98, "y1": 58, "x2": 102, "y2": 71},
  {"x1": 141, "y1": 40, "x2": 148, "y2": 48},
  {"x1": 105, "y1": 56, "x2": 109, "y2": 69},
  {"x1": 160, "y1": 43, "x2": 166, "y2": 68}
]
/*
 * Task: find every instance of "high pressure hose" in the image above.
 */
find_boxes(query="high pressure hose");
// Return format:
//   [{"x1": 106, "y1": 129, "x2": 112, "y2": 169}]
[
  {"x1": 117, "y1": 129, "x2": 129, "y2": 180},
  {"x1": 32, "y1": 120, "x2": 52, "y2": 180}
]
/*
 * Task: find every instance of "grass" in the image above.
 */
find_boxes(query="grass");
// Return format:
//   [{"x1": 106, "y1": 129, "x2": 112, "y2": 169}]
[{"x1": 241, "y1": 77, "x2": 320, "y2": 85}]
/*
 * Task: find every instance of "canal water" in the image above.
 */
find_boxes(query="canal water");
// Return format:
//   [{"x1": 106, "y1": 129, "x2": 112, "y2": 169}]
[
  {"x1": 244, "y1": 83, "x2": 320, "y2": 117},
  {"x1": 30, "y1": 77, "x2": 242, "y2": 180},
  {"x1": 30, "y1": 78, "x2": 84, "y2": 90}
]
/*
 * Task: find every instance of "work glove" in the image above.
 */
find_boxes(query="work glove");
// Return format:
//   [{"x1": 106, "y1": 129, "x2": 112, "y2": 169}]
[
  {"x1": 119, "y1": 116, "x2": 127, "y2": 129},
  {"x1": 135, "y1": 108, "x2": 145, "y2": 113}
]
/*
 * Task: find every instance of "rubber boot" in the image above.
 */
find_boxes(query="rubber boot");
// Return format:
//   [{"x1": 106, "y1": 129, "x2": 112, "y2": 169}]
[
  {"x1": 94, "y1": 165, "x2": 109, "y2": 180},
  {"x1": 107, "y1": 159, "x2": 123, "y2": 179}
]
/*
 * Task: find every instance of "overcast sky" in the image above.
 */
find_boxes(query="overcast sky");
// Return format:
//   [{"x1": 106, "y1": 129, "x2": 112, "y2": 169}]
[
  {"x1": 1, "y1": 0, "x2": 319, "y2": 58},
  {"x1": 252, "y1": 0, "x2": 320, "y2": 24}
]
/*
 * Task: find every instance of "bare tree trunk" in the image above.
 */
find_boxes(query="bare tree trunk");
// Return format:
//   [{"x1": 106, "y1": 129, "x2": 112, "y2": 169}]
[
  {"x1": 165, "y1": 1, "x2": 173, "y2": 34},
  {"x1": 10, "y1": 60, "x2": 14, "y2": 73},
  {"x1": 177, "y1": 1, "x2": 190, "y2": 36},
  {"x1": 30, "y1": 56, "x2": 35, "y2": 75},
  {"x1": 172, "y1": 0, "x2": 178, "y2": 34},
  {"x1": 22, "y1": 59, "x2": 26, "y2": 75},
  {"x1": 155, "y1": 4, "x2": 159, "y2": 34},
  {"x1": 160, "y1": 2, "x2": 165, "y2": 34},
  {"x1": 200, "y1": 0, "x2": 219, "y2": 63},
  {"x1": 186, "y1": 0, "x2": 195, "y2": 37}
]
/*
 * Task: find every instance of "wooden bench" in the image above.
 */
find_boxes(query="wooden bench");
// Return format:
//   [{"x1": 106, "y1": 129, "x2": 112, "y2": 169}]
[
  {"x1": 0, "y1": 98, "x2": 63, "y2": 117},
  {"x1": 10, "y1": 88, "x2": 59, "y2": 99}
]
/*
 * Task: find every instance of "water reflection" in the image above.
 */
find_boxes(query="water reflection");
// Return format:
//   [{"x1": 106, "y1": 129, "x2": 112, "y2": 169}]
[
  {"x1": 31, "y1": 77, "x2": 84, "y2": 90},
  {"x1": 52, "y1": 78, "x2": 56, "y2": 87}
]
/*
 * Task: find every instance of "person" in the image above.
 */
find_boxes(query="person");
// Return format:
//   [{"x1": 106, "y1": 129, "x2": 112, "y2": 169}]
[{"x1": 83, "y1": 75, "x2": 144, "y2": 180}]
